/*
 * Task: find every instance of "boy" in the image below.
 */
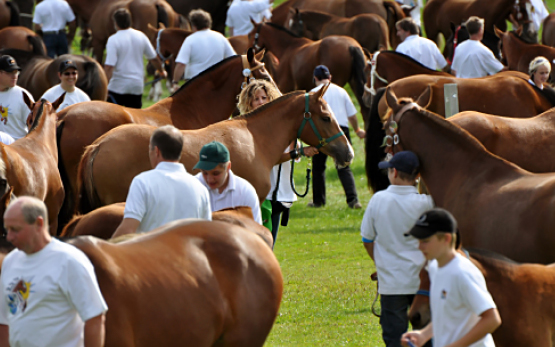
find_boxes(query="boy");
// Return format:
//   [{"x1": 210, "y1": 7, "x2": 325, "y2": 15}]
[
  {"x1": 361, "y1": 151, "x2": 433, "y2": 347},
  {"x1": 401, "y1": 208, "x2": 502, "y2": 347}
]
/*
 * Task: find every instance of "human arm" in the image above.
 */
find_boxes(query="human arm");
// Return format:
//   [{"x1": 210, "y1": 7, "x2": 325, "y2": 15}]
[
  {"x1": 348, "y1": 114, "x2": 365, "y2": 139},
  {"x1": 401, "y1": 322, "x2": 434, "y2": 347},
  {"x1": 67, "y1": 19, "x2": 77, "y2": 45},
  {"x1": 84, "y1": 314, "x2": 106, "y2": 347},
  {"x1": 33, "y1": 23, "x2": 42, "y2": 34},
  {"x1": 112, "y1": 218, "x2": 140, "y2": 238},
  {"x1": 228, "y1": 27, "x2": 234, "y2": 37},
  {"x1": 103, "y1": 65, "x2": 114, "y2": 83},
  {"x1": 443, "y1": 308, "x2": 501, "y2": 347},
  {"x1": 363, "y1": 241, "x2": 374, "y2": 261},
  {"x1": 148, "y1": 57, "x2": 167, "y2": 79},
  {"x1": 172, "y1": 63, "x2": 186, "y2": 86}
]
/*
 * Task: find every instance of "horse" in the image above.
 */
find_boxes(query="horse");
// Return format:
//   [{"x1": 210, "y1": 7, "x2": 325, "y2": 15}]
[
  {"x1": 381, "y1": 86, "x2": 555, "y2": 263},
  {"x1": 11, "y1": 0, "x2": 30, "y2": 28},
  {"x1": 272, "y1": 0, "x2": 405, "y2": 48},
  {"x1": 75, "y1": 87, "x2": 354, "y2": 214},
  {"x1": 247, "y1": 22, "x2": 368, "y2": 119},
  {"x1": 542, "y1": 13, "x2": 555, "y2": 47},
  {"x1": 67, "y1": 218, "x2": 283, "y2": 346},
  {"x1": 0, "y1": 0, "x2": 19, "y2": 30},
  {"x1": 0, "y1": 26, "x2": 46, "y2": 54},
  {"x1": 56, "y1": 50, "x2": 271, "y2": 233},
  {"x1": 165, "y1": 0, "x2": 228, "y2": 33},
  {"x1": 409, "y1": 249, "x2": 555, "y2": 346},
  {"x1": 0, "y1": 49, "x2": 108, "y2": 101},
  {"x1": 0, "y1": 96, "x2": 65, "y2": 234},
  {"x1": 496, "y1": 27, "x2": 555, "y2": 83},
  {"x1": 422, "y1": 0, "x2": 534, "y2": 58},
  {"x1": 285, "y1": 8, "x2": 390, "y2": 52}
]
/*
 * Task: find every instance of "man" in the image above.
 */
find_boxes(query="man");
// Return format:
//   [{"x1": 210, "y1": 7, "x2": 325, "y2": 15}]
[
  {"x1": 32, "y1": 0, "x2": 76, "y2": 58},
  {"x1": 0, "y1": 196, "x2": 108, "y2": 347},
  {"x1": 309, "y1": 65, "x2": 365, "y2": 209},
  {"x1": 361, "y1": 151, "x2": 434, "y2": 347},
  {"x1": 41, "y1": 59, "x2": 91, "y2": 111},
  {"x1": 172, "y1": 9, "x2": 235, "y2": 89},
  {"x1": 104, "y1": 8, "x2": 166, "y2": 108},
  {"x1": 0, "y1": 55, "x2": 33, "y2": 140},
  {"x1": 451, "y1": 16, "x2": 504, "y2": 78},
  {"x1": 194, "y1": 141, "x2": 262, "y2": 224},
  {"x1": 395, "y1": 17, "x2": 448, "y2": 71},
  {"x1": 226, "y1": 0, "x2": 272, "y2": 36},
  {"x1": 113, "y1": 125, "x2": 211, "y2": 237},
  {"x1": 402, "y1": 208, "x2": 501, "y2": 347}
]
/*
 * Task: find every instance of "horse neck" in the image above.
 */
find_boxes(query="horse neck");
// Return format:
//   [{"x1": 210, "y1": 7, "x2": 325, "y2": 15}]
[
  {"x1": 67, "y1": 0, "x2": 97, "y2": 23},
  {"x1": 503, "y1": 34, "x2": 526, "y2": 68},
  {"x1": 163, "y1": 30, "x2": 190, "y2": 56},
  {"x1": 380, "y1": 52, "x2": 448, "y2": 82},
  {"x1": 302, "y1": 11, "x2": 334, "y2": 36},
  {"x1": 261, "y1": 25, "x2": 310, "y2": 58},
  {"x1": 486, "y1": 0, "x2": 515, "y2": 28}
]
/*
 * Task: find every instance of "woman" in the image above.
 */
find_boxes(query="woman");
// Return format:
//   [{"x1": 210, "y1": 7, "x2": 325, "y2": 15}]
[
  {"x1": 238, "y1": 80, "x2": 318, "y2": 248},
  {"x1": 528, "y1": 56, "x2": 551, "y2": 89}
]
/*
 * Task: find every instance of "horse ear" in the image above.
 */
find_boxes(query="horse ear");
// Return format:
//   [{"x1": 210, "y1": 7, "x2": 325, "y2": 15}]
[
  {"x1": 158, "y1": 22, "x2": 166, "y2": 30},
  {"x1": 450, "y1": 22, "x2": 456, "y2": 32},
  {"x1": 52, "y1": 93, "x2": 66, "y2": 111},
  {"x1": 22, "y1": 91, "x2": 33, "y2": 110},
  {"x1": 515, "y1": 25, "x2": 523, "y2": 36},
  {"x1": 494, "y1": 26, "x2": 505, "y2": 38},
  {"x1": 316, "y1": 82, "x2": 330, "y2": 100},
  {"x1": 147, "y1": 23, "x2": 158, "y2": 34},
  {"x1": 415, "y1": 86, "x2": 432, "y2": 109},
  {"x1": 385, "y1": 87, "x2": 401, "y2": 112}
]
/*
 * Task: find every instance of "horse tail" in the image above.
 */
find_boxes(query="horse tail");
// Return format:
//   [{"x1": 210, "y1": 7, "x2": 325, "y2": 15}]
[
  {"x1": 365, "y1": 87, "x2": 390, "y2": 193},
  {"x1": 27, "y1": 35, "x2": 46, "y2": 56},
  {"x1": 76, "y1": 62, "x2": 101, "y2": 100},
  {"x1": 76, "y1": 143, "x2": 102, "y2": 215},
  {"x1": 59, "y1": 214, "x2": 83, "y2": 238},
  {"x1": 156, "y1": 3, "x2": 169, "y2": 28},
  {"x1": 348, "y1": 46, "x2": 368, "y2": 121},
  {"x1": 7, "y1": 1, "x2": 20, "y2": 26},
  {"x1": 56, "y1": 120, "x2": 75, "y2": 234}
]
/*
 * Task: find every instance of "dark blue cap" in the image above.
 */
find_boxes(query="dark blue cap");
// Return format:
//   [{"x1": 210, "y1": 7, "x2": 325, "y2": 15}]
[
  {"x1": 404, "y1": 208, "x2": 458, "y2": 239},
  {"x1": 378, "y1": 151, "x2": 419, "y2": 175},
  {"x1": 313, "y1": 65, "x2": 330, "y2": 80}
]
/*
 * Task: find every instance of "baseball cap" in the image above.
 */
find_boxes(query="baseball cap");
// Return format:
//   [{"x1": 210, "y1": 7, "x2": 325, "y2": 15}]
[
  {"x1": 59, "y1": 60, "x2": 77, "y2": 73},
  {"x1": 378, "y1": 151, "x2": 419, "y2": 175},
  {"x1": 404, "y1": 208, "x2": 457, "y2": 239},
  {"x1": 0, "y1": 55, "x2": 21, "y2": 72},
  {"x1": 313, "y1": 65, "x2": 330, "y2": 80},
  {"x1": 193, "y1": 141, "x2": 230, "y2": 171}
]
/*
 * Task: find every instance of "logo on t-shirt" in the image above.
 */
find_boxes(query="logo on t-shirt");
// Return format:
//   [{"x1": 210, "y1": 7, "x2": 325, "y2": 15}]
[
  {"x1": 6, "y1": 278, "x2": 33, "y2": 314},
  {"x1": 441, "y1": 289, "x2": 447, "y2": 299},
  {"x1": 0, "y1": 105, "x2": 7, "y2": 125}
]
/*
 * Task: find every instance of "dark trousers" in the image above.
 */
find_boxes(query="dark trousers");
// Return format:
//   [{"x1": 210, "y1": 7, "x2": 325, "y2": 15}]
[
  {"x1": 380, "y1": 295, "x2": 433, "y2": 347},
  {"x1": 43, "y1": 32, "x2": 68, "y2": 58},
  {"x1": 270, "y1": 200, "x2": 290, "y2": 248},
  {"x1": 312, "y1": 126, "x2": 358, "y2": 206},
  {"x1": 108, "y1": 91, "x2": 142, "y2": 109}
]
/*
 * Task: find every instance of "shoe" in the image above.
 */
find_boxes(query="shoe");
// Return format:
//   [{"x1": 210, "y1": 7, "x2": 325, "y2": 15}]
[
  {"x1": 348, "y1": 201, "x2": 362, "y2": 209},
  {"x1": 307, "y1": 202, "x2": 323, "y2": 208}
]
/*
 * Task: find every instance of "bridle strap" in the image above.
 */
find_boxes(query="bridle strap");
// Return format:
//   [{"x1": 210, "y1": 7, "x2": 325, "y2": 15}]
[
  {"x1": 240, "y1": 55, "x2": 265, "y2": 89},
  {"x1": 297, "y1": 93, "x2": 344, "y2": 149},
  {"x1": 368, "y1": 51, "x2": 389, "y2": 96},
  {"x1": 156, "y1": 28, "x2": 173, "y2": 65},
  {"x1": 253, "y1": 22, "x2": 263, "y2": 50}
]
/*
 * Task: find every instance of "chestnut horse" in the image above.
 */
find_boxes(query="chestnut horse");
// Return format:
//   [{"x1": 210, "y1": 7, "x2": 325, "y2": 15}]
[
  {"x1": 0, "y1": 96, "x2": 65, "y2": 234},
  {"x1": 542, "y1": 13, "x2": 555, "y2": 47},
  {"x1": 381, "y1": 87, "x2": 555, "y2": 263},
  {"x1": 247, "y1": 22, "x2": 368, "y2": 118},
  {"x1": 165, "y1": 0, "x2": 228, "y2": 33},
  {"x1": 76, "y1": 88, "x2": 354, "y2": 214},
  {"x1": 68, "y1": 219, "x2": 283, "y2": 346},
  {"x1": 56, "y1": 51, "x2": 271, "y2": 233},
  {"x1": 0, "y1": 26, "x2": 46, "y2": 54},
  {"x1": 0, "y1": 0, "x2": 19, "y2": 30},
  {"x1": 285, "y1": 8, "x2": 390, "y2": 52},
  {"x1": 409, "y1": 249, "x2": 555, "y2": 346}
]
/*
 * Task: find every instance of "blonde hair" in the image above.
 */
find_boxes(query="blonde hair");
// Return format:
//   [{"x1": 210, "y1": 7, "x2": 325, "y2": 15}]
[
  {"x1": 237, "y1": 80, "x2": 281, "y2": 114},
  {"x1": 529, "y1": 56, "x2": 551, "y2": 77}
]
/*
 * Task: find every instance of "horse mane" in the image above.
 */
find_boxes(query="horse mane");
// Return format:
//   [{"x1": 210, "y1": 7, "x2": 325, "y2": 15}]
[
  {"x1": 28, "y1": 99, "x2": 46, "y2": 133},
  {"x1": 508, "y1": 30, "x2": 531, "y2": 44},
  {"x1": 365, "y1": 87, "x2": 389, "y2": 193},
  {"x1": 467, "y1": 247, "x2": 520, "y2": 265},
  {"x1": 232, "y1": 90, "x2": 304, "y2": 120},
  {"x1": 386, "y1": 51, "x2": 438, "y2": 72},
  {"x1": 265, "y1": 22, "x2": 302, "y2": 38},
  {"x1": 170, "y1": 55, "x2": 240, "y2": 96}
]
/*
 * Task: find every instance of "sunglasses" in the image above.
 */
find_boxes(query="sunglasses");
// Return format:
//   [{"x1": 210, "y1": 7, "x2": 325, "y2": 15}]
[{"x1": 63, "y1": 71, "x2": 77, "y2": 76}]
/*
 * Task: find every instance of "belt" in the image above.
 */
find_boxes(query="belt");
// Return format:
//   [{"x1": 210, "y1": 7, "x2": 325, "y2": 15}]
[{"x1": 43, "y1": 30, "x2": 65, "y2": 35}]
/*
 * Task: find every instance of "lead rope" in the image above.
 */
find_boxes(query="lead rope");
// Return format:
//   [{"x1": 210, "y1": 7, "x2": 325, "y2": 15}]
[
  {"x1": 371, "y1": 272, "x2": 380, "y2": 317},
  {"x1": 289, "y1": 139, "x2": 311, "y2": 197}
]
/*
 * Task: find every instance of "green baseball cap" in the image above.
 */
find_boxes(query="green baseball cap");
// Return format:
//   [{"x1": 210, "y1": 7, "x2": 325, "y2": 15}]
[{"x1": 194, "y1": 141, "x2": 230, "y2": 170}]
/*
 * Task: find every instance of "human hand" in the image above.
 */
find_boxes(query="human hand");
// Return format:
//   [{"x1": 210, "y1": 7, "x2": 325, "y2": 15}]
[
  {"x1": 159, "y1": 70, "x2": 168, "y2": 79},
  {"x1": 401, "y1": 331, "x2": 424, "y2": 347},
  {"x1": 301, "y1": 146, "x2": 319, "y2": 157},
  {"x1": 356, "y1": 128, "x2": 366, "y2": 139},
  {"x1": 171, "y1": 82, "x2": 180, "y2": 93}
]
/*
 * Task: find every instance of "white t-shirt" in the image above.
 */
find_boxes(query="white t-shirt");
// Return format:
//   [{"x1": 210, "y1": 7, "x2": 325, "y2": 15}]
[
  {"x1": 105, "y1": 28, "x2": 157, "y2": 95},
  {"x1": 361, "y1": 185, "x2": 434, "y2": 295},
  {"x1": 530, "y1": 0, "x2": 549, "y2": 31},
  {"x1": 226, "y1": 0, "x2": 272, "y2": 36},
  {"x1": 175, "y1": 29, "x2": 236, "y2": 79},
  {"x1": 124, "y1": 161, "x2": 212, "y2": 233},
  {"x1": 32, "y1": 0, "x2": 75, "y2": 31},
  {"x1": 451, "y1": 40, "x2": 504, "y2": 79},
  {"x1": 196, "y1": 170, "x2": 262, "y2": 224},
  {"x1": 0, "y1": 239, "x2": 108, "y2": 347},
  {"x1": 0, "y1": 86, "x2": 33, "y2": 140},
  {"x1": 428, "y1": 254, "x2": 497, "y2": 347},
  {"x1": 266, "y1": 148, "x2": 298, "y2": 203},
  {"x1": 0, "y1": 132, "x2": 14, "y2": 145},
  {"x1": 41, "y1": 84, "x2": 91, "y2": 111},
  {"x1": 310, "y1": 83, "x2": 357, "y2": 128},
  {"x1": 396, "y1": 35, "x2": 447, "y2": 70}
]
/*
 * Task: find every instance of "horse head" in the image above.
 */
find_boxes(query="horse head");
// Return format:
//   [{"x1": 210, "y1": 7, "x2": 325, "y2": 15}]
[
  {"x1": 444, "y1": 22, "x2": 469, "y2": 64},
  {"x1": 246, "y1": 47, "x2": 275, "y2": 84},
  {"x1": 511, "y1": 0, "x2": 537, "y2": 43},
  {"x1": 24, "y1": 95, "x2": 64, "y2": 132},
  {"x1": 284, "y1": 8, "x2": 309, "y2": 39},
  {"x1": 494, "y1": 26, "x2": 511, "y2": 66}
]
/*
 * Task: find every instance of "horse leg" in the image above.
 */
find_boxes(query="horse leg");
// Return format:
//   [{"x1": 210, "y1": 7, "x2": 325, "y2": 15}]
[{"x1": 92, "y1": 37, "x2": 106, "y2": 63}]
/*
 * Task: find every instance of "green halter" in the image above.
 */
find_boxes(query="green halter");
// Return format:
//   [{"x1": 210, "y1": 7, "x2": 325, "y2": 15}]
[{"x1": 297, "y1": 93, "x2": 344, "y2": 149}]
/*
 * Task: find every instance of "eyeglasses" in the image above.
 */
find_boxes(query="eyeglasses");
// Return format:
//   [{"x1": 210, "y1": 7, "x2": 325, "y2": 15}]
[{"x1": 63, "y1": 71, "x2": 77, "y2": 76}]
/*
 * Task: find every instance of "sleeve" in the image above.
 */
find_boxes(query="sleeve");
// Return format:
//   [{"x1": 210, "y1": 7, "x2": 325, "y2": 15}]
[
  {"x1": 40, "y1": 87, "x2": 57, "y2": 103},
  {"x1": 433, "y1": 46, "x2": 448, "y2": 69},
  {"x1": 261, "y1": 8, "x2": 272, "y2": 20},
  {"x1": 175, "y1": 38, "x2": 191, "y2": 65},
  {"x1": 123, "y1": 177, "x2": 147, "y2": 222},
  {"x1": 0, "y1": 258, "x2": 11, "y2": 324},
  {"x1": 458, "y1": 267, "x2": 497, "y2": 316},
  {"x1": 360, "y1": 199, "x2": 377, "y2": 242},
  {"x1": 483, "y1": 50, "x2": 504, "y2": 75},
  {"x1": 64, "y1": 3, "x2": 76, "y2": 22},
  {"x1": 62, "y1": 252, "x2": 108, "y2": 321},
  {"x1": 143, "y1": 33, "x2": 157, "y2": 60},
  {"x1": 246, "y1": 0, "x2": 271, "y2": 12},
  {"x1": 225, "y1": 7, "x2": 234, "y2": 28},
  {"x1": 223, "y1": 36, "x2": 236, "y2": 59},
  {"x1": 201, "y1": 188, "x2": 212, "y2": 221},
  {"x1": 104, "y1": 37, "x2": 118, "y2": 66},
  {"x1": 32, "y1": 6, "x2": 42, "y2": 25}
]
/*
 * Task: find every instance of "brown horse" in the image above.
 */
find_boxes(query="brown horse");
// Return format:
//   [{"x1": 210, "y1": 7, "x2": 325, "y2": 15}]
[
  {"x1": 0, "y1": 0, "x2": 19, "y2": 30},
  {"x1": 381, "y1": 87, "x2": 555, "y2": 263},
  {"x1": 423, "y1": 0, "x2": 534, "y2": 58},
  {"x1": 0, "y1": 96, "x2": 65, "y2": 234},
  {"x1": 285, "y1": 8, "x2": 390, "y2": 52},
  {"x1": 75, "y1": 88, "x2": 353, "y2": 214},
  {"x1": 409, "y1": 249, "x2": 555, "y2": 346},
  {"x1": 272, "y1": 0, "x2": 405, "y2": 48},
  {"x1": 56, "y1": 51, "x2": 271, "y2": 232},
  {"x1": 542, "y1": 13, "x2": 555, "y2": 47},
  {"x1": 165, "y1": 0, "x2": 228, "y2": 33},
  {"x1": 0, "y1": 26, "x2": 46, "y2": 54},
  {"x1": 68, "y1": 219, "x2": 283, "y2": 346},
  {"x1": 248, "y1": 22, "x2": 368, "y2": 117}
]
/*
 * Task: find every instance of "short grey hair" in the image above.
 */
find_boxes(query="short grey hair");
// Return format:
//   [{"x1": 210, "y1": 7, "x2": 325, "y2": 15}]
[{"x1": 11, "y1": 196, "x2": 48, "y2": 226}]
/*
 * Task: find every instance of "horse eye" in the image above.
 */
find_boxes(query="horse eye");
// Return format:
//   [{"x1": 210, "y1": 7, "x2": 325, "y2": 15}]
[{"x1": 322, "y1": 117, "x2": 331, "y2": 123}]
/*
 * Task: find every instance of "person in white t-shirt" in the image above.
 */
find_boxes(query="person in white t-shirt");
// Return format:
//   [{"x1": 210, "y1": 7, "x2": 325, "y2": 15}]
[
  {"x1": 113, "y1": 125, "x2": 212, "y2": 237},
  {"x1": 451, "y1": 17, "x2": 504, "y2": 78},
  {"x1": 0, "y1": 196, "x2": 108, "y2": 347},
  {"x1": 172, "y1": 9, "x2": 236, "y2": 90},
  {"x1": 361, "y1": 151, "x2": 434, "y2": 347},
  {"x1": 0, "y1": 55, "x2": 33, "y2": 140},
  {"x1": 401, "y1": 208, "x2": 501, "y2": 347},
  {"x1": 194, "y1": 141, "x2": 262, "y2": 224},
  {"x1": 226, "y1": 0, "x2": 272, "y2": 36},
  {"x1": 41, "y1": 59, "x2": 91, "y2": 111},
  {"x1": 104, "y1": 8, "x2": 166, "y2": 109},
  {"x1": 395, "y1": 18, "x2": 448, "y2": 71},
  {"x1": 32, "y1": 0, "x2": 76, "y2": 58},
  {"x1": 309, "y1": 65, "x2": 365, "y2": 209}
]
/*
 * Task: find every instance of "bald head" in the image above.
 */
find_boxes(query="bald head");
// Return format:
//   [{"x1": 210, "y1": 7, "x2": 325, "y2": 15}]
[{"x1": 6, "y1": 196, "x2": 49, "y2": 227}]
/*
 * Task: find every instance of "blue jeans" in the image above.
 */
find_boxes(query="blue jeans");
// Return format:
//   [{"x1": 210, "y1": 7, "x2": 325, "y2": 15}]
[
  {"x1": 43, "y1": 32, "x2": 68, "y2": 58},
  {"x1": 380, "y1": 295, "x2": 433, "y2": 347}
]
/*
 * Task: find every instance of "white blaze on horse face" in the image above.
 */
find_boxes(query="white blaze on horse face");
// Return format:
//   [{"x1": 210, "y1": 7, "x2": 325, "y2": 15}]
[{"x1": 288, "y1": 19, "x2": 293, "y2": 29}]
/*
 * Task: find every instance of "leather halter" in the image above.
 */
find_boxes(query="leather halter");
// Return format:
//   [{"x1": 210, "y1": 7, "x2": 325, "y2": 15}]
[
  {"x1": 365, "y1": 51, "x2": 389, "y2": 96},
  {"x1": 297, "y1": 93, "x2": 344, "y2": 149},
  {"x1": 382, "y1": 102, "x2": 419, "y2": 150},
  {"x1": 241, "y1": 55, "x2": 265, "y2": 89},
  {"x1": 155, "y1": 28, "x2": 173, "y2": 65},
  {"x1": 253, "y1": 22, "x2": 263, "y2": 51}
]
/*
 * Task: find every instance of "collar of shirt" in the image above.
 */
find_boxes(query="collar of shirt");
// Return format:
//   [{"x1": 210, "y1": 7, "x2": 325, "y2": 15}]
[
  {"x1": 404, "y1": 35, "x2": 419, "y2": 42},
  {"x1": 199, "y1": 169, "x2": 237, "y2": 196},
  {"x1": 155, "y1": 161, "x2": 186, "y2": 172},
  {"x1": 385, "y1": 184, "x2": 420, "y2": 195}
]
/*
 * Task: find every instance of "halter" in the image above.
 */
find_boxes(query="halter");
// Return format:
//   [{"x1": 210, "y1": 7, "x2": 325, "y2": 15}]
[
  {"x1": 253, "y1": 22, "x2": 263, "y2": 51},
  {"x1": 241, "y1": 55, "x2": 265, "y2": 89},
  {"x1": 364, "y1": 51, "x2": 389, "y2": 96},
  {"x1": 381, "y1": 102, "x2": 419, "y2": 151},
  {"x1": 296, "y1": 93, "x2": 344, "y2": 149},
  {"x1": 155, "y1": 28, "x2": 173, "y2": 65}
]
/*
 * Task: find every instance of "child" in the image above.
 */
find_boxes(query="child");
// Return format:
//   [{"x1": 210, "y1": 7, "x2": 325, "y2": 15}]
[{"x1": 401, "y1": 208, "x2": 502, "y2": 347}]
